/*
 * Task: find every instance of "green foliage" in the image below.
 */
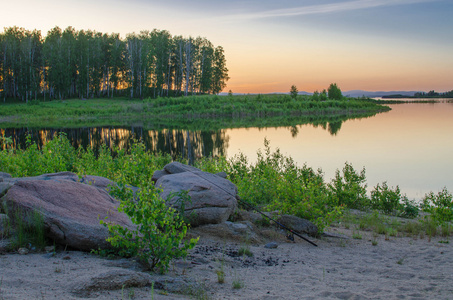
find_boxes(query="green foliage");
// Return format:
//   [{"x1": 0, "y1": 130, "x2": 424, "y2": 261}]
[
  {"x1": 290, "y1": 85, "x2": 298, "y2": 99},
  {"x1": 0, "y1": 133, "x2": 77, "y2": 177},
  {"x1": 194, "y1": 156, "x2": 230, "y2": 175},
  {"x1": 421, "y1": 187, "x2": 453, "y2": 224},
  {"x1": 354, "y1": 181, "x2": 418, "y2": 218},
  {"x1": 0, "y1": 133, "x2": 171, "y2": 183},
  {"x1": 238, "y1": 245, "x2": 253, "y2": 257},
  {"x1": 328, "y1": 162, "x2": 368, "y2": 210},
  {"x1": 101, "y1": 184, "x2": 198, "y2": 273},
  {"x1": 5, "y1": 208, "x2": 47, "y2": 251},
  {"x1": 399, "y1": 197, "x2": 419, "y2": 218},
  {"x1": 0, "y1": 26, "x2": 229, "y2": 101},
  {"x1": 231, "y1": 139, "x2": 343, "y2": 232},
  {"x1": 320, "y1": 89, "x2": 328, "y2": 101},
  {"x1": 370, "y1": 182, "x2": 403, "y2": 214},
  {"x1": 328, "y1": 83, "x2": 343, "y2": 100},
  {"x1": 0, "y1": 94, "x2": 391, "y2": 128},
  {"x1": 312, "y1": 91, "x2": 320, "y2": 102}
]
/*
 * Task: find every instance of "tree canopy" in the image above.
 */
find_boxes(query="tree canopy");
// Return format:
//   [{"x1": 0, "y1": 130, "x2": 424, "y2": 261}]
[
  {"x1": 290, "y1": 85, "x2": 298, "y2": 99},
  {"x1": 0, "y1": 26, "x2": 229, "y2": 102},
  {"x1": 328, "y1": 83, "x2": 342, "y2": 100}
]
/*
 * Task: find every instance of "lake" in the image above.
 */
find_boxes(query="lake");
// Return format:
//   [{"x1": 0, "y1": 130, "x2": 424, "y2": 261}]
[{"x1": 1, "y1": 101, "x2": 452, "y2": 200}]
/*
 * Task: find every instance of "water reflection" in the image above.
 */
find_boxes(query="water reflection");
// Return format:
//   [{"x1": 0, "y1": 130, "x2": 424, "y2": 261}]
[
  {"x1": 0, "y1": 127, "x2": 230, "y2": 164},
  {"x1": 0, "y1": 114, "x2": 362, "y2": 159}
]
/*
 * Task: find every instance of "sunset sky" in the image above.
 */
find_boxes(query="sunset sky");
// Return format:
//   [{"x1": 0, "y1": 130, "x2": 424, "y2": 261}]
[{"x1": 2, "y1": 0, "x2": 452, "y2": 94}]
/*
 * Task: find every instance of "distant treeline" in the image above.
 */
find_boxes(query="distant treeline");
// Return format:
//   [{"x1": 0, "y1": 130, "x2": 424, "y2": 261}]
[
  {"x1": 0, "y1": 26, "x2": 229, "y2": 102},
  {"x1": 382, "y1": 90, "x2": 453, "y2": 99}
]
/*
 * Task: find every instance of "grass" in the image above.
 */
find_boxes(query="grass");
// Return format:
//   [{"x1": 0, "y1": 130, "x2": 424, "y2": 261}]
[
  {"x1": 352, "y1": 230, "x2": 362, "y2": 240},
  {"x1": 216, "y1": 256, "x2": 226, "y2": 284},
  {"x1": 184, "y1": 282, "x2": 212, "y2": 300},
  {"x1": 6, "y1": 208, "x2": 47, "y2": 251},
  {"x1": 232, "y1": 274, "x2": 244, "y2": 290},
  {"x1": 0, "y1": 95, "x2": 390, "y2": 129},
  {"x1": 371, "y1": 233, "x2": 378, "y2": 246},
  {"x1": 238, "y1": 244, "x2": 253, "y2": 257},
  {"x1": 338, "y1": 209, "x2": 453, "y2": 240}
]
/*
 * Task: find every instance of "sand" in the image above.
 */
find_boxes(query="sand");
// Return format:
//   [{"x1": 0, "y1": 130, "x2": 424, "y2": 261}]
[{"x1": 0, "y1": 226, "x2": 452, "y2": 299}]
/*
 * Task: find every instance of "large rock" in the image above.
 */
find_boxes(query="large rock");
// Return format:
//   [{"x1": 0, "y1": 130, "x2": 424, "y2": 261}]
[
  {"x1": 1, "y1": 179, "x2": 134, "y2": 251},
  {"x1": 189, "y1": 221, "x2": 263, "y2": 244},
  {"x1": 154, "y1": 162, "x2": 238, "y2": 226},
  {"x1": 276, "y1": 214, "x2": 318, "y2": 237},
  {"x1": 71, "y1": 269, "x2": 153, "y2": 297},
  {"x1": 0, "y1": 172, "x2": 11, "y2": 180}
]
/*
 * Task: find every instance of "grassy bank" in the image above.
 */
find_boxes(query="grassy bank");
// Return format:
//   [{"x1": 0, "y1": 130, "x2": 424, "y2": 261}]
[{"x1": 0, "y1": 95, "x2": 390, "y2": 128}]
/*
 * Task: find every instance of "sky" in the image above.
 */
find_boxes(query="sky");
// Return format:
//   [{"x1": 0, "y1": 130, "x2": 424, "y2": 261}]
[{"x1": 1, "y1": 0, "x2": 452, "y2": 94}]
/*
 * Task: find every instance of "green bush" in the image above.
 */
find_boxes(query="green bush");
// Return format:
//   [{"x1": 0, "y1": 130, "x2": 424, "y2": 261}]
[
  {"x1": 0, "y1": 133, "x2": 77, "y2": 177},
  {"x1": 421, "y1": 187, "x2": 453, "y2": 224},
  {"x1": 370, "y1": 182, "x2": 403, "y2": 214},
  {"x1": 229, "y1": 139, "x2": 343, "y2": 232},
  {"x1": 328, "y1": 162, "x2": 369, "y2": 210},
  {"x1": 399, "y1": 197, "x2": 419, "y2": 218},
  {"x1": 101, "y1": 185, "x2": 198, "y2": 273}
]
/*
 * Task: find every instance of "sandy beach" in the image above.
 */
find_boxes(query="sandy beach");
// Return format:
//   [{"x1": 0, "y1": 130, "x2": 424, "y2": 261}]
[{"x1": 1, "y1": 224, "x2": 452, "y2": 300}]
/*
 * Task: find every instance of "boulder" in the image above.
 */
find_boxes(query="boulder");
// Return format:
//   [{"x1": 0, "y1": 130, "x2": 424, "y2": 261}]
[
  {"x1": 0, "y1": 181, "x2": 13, "y2": 197},
  {"x1": 0, "y1": 213, "x2": 9, "y2": 235},
  {"x1": 189, "y1": 221, "x2": 263, "y2": 244},
  {"x1": 163, "y1": 161, "x2": 200, "y2": 175},
  {"x1": 0, "y1": 172, "x2": 11, "y2": 181},
  {"x1": 71, "y1": 269, "x2": 153, "y2": 297},
  {"x1": 151, "y1": 169, "x2": 170, "y2": 183},
  {"x1": 25, "y1": 171, "x2": 79, "y2": 183},
  {"x1": 154, "y1": 163, "x2": 238, "y2": 226},
  {"x1": 80, "y1": 175, "x2": 117, "y2": 191},
  {"x1": 1, "y1": 179, "x2": 134, "y2": 251},
  {"x1": 276, "y1": 214, "x2": 318, "y2": 237}
]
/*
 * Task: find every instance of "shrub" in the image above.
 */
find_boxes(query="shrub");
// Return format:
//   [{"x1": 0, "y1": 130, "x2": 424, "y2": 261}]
[
  {"x1": 101, "y1": 185, "x2": 198, "y2": 273},
  {"x1": 230, "y1": 139, "x2": 343, "y2": 232},
  {"x1": 421, "y1": 187, "x2": 453, "y2": 224},
  {"x1": 399, "y1": 197, "x2": 419, "y2": 218},
  {"x1": 370, "y1": 182, "x2": 403, "y2": 214},
  {"x1": 328, "y1": 162, "x2": 369, "y2": 210}
]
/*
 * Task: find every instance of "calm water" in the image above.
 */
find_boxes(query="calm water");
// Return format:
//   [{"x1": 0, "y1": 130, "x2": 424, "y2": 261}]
[
  {"x1": 2, "y1": 101, "x2": 452, "y2": 200},
  {"x1": 225, "y1": 102, "x2": 453, "y2": 200}
]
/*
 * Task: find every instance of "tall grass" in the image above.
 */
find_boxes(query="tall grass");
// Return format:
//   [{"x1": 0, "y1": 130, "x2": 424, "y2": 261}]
[{"x1": 0, "y1": 95, "x2": 390, "y2": 128}]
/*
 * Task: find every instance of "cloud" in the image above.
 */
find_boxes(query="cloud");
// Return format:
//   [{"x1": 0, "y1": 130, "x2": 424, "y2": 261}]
[{"x1": 225, "y1": 0, "x2": 437, "y2": 20}]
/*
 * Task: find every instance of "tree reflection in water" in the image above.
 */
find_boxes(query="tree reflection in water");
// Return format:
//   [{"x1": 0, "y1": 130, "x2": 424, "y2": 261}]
[{"x1": 0, "y1": 127, "x2": 230, "y2": 163}]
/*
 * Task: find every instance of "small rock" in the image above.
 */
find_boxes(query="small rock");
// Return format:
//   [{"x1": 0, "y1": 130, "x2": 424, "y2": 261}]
[
  {"x1": 18, "y1": 248, "x2": 29, "y2": 255},
  {"x1": 264, "y1": 242, "x2": 278, "y2": 249},
  {"x1": 44, "y1": 245, "x2": 55, "y2": 252},
  {"x1": 43, "y1": 252, "x2": 56, "y2": 258}
]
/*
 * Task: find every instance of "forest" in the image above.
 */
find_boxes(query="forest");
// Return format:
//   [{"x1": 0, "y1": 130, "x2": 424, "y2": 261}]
[{"x1": 0, "y1": 26, "x2": 229, "y2": 102}]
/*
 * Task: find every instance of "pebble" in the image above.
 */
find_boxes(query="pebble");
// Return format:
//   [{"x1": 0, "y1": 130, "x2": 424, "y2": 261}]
[
  {"x1": 45, "y1": 245, "x2": 55, "y2": 252},
  {"x1": 264, "y1": 242, "x2": 278, "y2": 249},
  {"x1": 18, "y1": 248, "x2": 29, "y2": 255}
]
